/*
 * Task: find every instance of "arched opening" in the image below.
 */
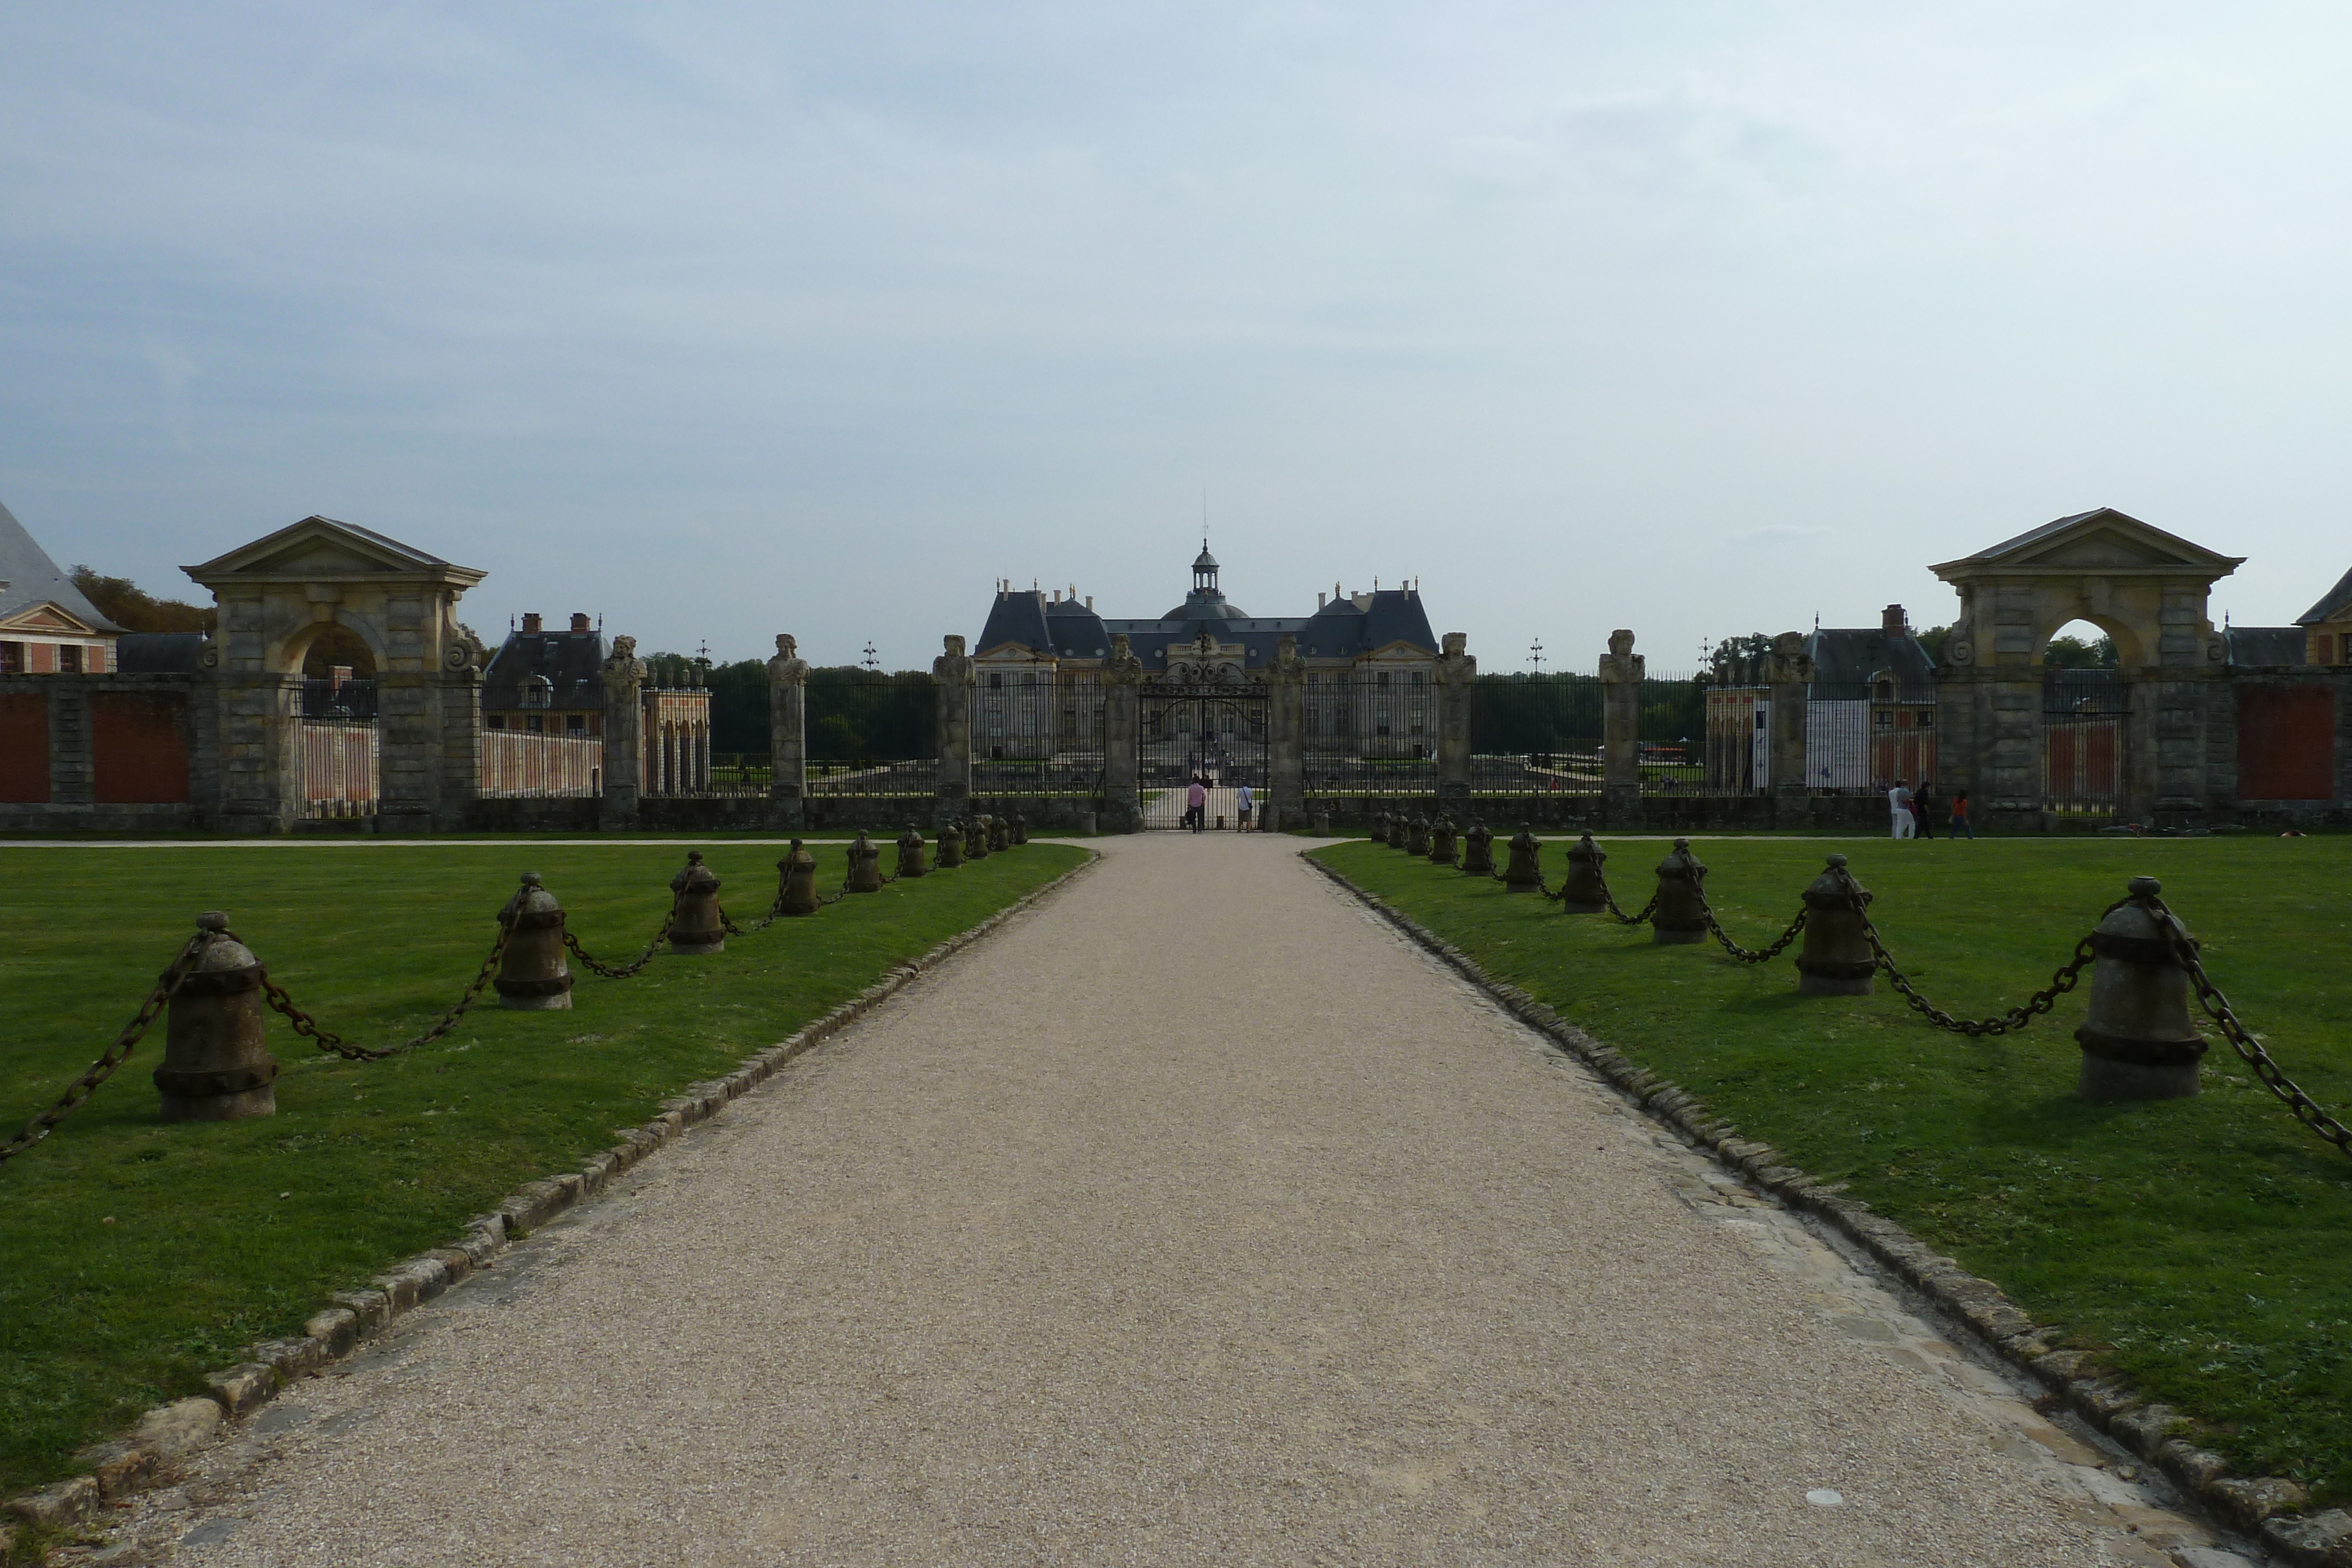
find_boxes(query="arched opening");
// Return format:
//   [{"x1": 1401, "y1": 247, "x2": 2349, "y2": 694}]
[
  {"x1": 2039, "y1": 620, "x2": 2129, "y2": 817},
  {"x1": 2040, "y1": 618, "x2": 2118, "y2": 673}
]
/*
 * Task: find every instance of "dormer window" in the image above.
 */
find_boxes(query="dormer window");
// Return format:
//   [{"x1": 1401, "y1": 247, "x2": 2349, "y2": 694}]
[{"x1": 522, "y1": 674, "x2": 554, "y2": 709}]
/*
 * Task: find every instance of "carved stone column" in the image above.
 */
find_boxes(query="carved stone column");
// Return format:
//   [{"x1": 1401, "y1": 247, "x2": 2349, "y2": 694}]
[
  {"x1": 766, "y1": 633, "x2": 810, "y2": 827},
  {"x1": 1432, "y1": 631, "x2": 1475, "y2": 817},
  {"x1": 933, "y1": 634, "x2": 975, "y2": 827},
  {"x1": 1599, "y1": 629, "x2": 1644, "y2": 828},
  {"x1": 1765, "y1": 630, "x2": 1813, "y2": 827},
  {"x1": 600, "y1": 636, "x2": 646, "y2": 828},
  {"x1": 1265, "y1": 634, "x2": 1305, "y2": 832},
  {"x1": 1100, "y1": 634, "x2": 1142, "y2": 833}
]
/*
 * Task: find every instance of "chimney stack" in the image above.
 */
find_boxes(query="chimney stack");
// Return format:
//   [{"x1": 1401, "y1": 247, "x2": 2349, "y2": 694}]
[
  {"x1": 1883, "y1": 604, "x2": 1908, "y2": 637},
  {"x1": 522, "y1": 613, "x2": 543, "y2": 634},
  {"x1": 570, "y1": 613, "x2": 590, "y2": 633}
]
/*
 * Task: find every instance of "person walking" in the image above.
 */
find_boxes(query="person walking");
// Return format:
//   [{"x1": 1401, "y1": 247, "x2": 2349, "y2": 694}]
[
  {"x1": 1950, "y1": 789, "x2": 1975, "y2": 840},
  {"x1": 1237, "y1": 781, "x2": 1254, "y2": 832},
  {"x1": 1912, "y1": 777, "x2": 1937, "y2": 840},
  {"x1": 1187, "y1": 775, "x2": 1208, "y2": 834},
  {"x1": 1887, "y1": 778, "x2": 1916, "y2": 840}
]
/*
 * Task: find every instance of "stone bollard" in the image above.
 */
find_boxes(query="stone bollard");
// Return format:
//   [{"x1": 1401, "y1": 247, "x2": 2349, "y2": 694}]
[
  {"x1": 990, "y1": 814, "x2": 1012, "y2": 852},
  {"x1": 1008, "y1": 809, "x2": 1028, "y2": 845},
  {"x1": 1406, "y1": 813, "x2": 1431, "y2": 857},
  {"x1": 1387, "y1": 813, "x2": 1410, "y2": 850},
  {"x1": 966, "y1": 815, "x2": 992, "y2": 860},
  {"x1": 1461, "y1": 819, "x2": 1495, "y2": 877},
  {"x1": 1502, "y1": 823, "x2": 1544, "y2": 891},
  {"x1": 1312, "y1": 808, "x2": 1331, "y2": 836},
  {"x1": 669, "y1": 852, "x2": 726, "y2": 954},
  {"x1": 1428, "y1": 817, "x2": 1459, "y2": 866},
  {"x1": 1076, "y1": 810, "x2": 1098, "y2": 835},
  {"x1": 495, "y1": 872, "x2": 574, "y2": 1011},
  {"x1": 848, "y1": 831, "x2": 884, "y2": 893},
  {"x1": 1793, "y1": 855, "x2": 1875, "y2": 996},
  {"x1": 1371, "y1": 812, "x2": 1389, "y2": 844},
  {"x1": 2075, "y1": 877, "x2": 2207, "y2": 1102},
  {"x1": 896, "y1": 824, "x2": 928, "y2": 879},
  {"x1": 1650, "y1": 838, "x2": 1708, "y2": 945},
  {"x1": 155, "y1": 913, "x2": 279, "y2": 1122},
  {"x1": 778, "y1": 840, "x2": 821, "y2": 915},
  {"x1": 1559, "y1": 832, "x2": 1609, "y2": 913},
  {"x1": 937, "y1": 820, "x2": 965, "y2": 869}
]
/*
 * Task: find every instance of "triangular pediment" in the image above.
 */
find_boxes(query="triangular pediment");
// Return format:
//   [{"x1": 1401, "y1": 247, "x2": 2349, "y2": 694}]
[
  {"x1": 1932, "y1": 507, "x2": 2243, "y2": 580},
  {"x1": 183, "y1": 516, "x2": 484, "y2": 586},
  {"x1": 0, "y1": 601, "x2": 106, "y2": 636}
]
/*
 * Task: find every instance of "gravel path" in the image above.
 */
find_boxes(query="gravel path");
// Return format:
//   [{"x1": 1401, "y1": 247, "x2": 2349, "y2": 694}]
[{"x1": 149, "y1": 835, "x2": 2245, "y2": 1566}]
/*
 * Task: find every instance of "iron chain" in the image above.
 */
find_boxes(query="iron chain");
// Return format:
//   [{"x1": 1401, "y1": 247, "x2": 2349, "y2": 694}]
[
  {"x1": 250, "y1": 920, "x2": 511, "y2": 1061},
  {"x1": 2147, "y1": 895, "x2": 2352, "y2": 1163},
  {"x1": 1843, "y1": 868, "x2": 2110, "y2": 1038},
  {"x1": 1697, "y1": 894, "x2": 1809, "y2": 964},
  {"x1": 564, "y1": 908, "x2": 676, "y2": 979},
  {"x1": 1, "y1": 931, "x2": 209, "y2": 1165}
]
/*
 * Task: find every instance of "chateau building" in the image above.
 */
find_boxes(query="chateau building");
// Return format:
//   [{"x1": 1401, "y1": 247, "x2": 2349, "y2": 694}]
[{"x1": 0, "y1": 499, "x2": 122, "y2": 675}]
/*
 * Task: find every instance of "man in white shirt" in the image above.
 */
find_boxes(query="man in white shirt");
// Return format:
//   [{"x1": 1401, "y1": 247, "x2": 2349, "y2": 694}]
[
  {"x1": 1237, "y1": 782, "x2": 1255, "y2": 831},
  {"x1": 1888, "y1": 779, "x2": 1916, "y2": 839}
]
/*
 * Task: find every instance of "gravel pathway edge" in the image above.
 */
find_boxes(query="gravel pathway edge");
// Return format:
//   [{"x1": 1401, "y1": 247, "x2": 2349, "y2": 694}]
[
  {"x1": 1304, "y1": 850, "x2": 2352, "y2": 1568},
  {"x1": 2, "y1": 848, "x2": 1103, "y2": 1552}
]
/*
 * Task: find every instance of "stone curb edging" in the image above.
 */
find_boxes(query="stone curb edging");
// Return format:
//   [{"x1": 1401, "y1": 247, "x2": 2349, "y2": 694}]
[
  {"x1": 1305, "y1": 853, "x2": 2352, "y2": 1568},
  {"x1": 2, "y1": 848, "x2": 1104, "y2": 1550}
]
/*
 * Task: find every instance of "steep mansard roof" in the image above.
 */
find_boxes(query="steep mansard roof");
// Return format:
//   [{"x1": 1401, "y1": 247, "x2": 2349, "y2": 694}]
[
  {"x1": 482, "y1": 624, "x2": 608, "y2": 710},
  {"x1": 0, "y1": 497, "x2": 125, "y2": 633},
  {"x1": 978, "y1": 583, "x2": 1439, "y2": 671}
]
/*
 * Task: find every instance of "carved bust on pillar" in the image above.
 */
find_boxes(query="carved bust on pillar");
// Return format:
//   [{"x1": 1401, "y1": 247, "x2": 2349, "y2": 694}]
[
  {"x1": 602, "y1": 634, "x2": 647, "y2": 690},
  {"x1": 1762, "y1": 630, "x2": 1813, "y2": 687},
  {"x1": 766, "y1": 633, "x2": 810, "y2": 688},
  {"x1": 1599, "y1": 628, "x2": 1643, "y2": 681}
]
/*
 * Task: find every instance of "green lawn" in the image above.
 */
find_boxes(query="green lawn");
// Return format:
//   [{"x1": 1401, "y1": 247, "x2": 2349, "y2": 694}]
[
  {"x1": 1315, "y1": 835, "x2": 2352, "y2": 1505},
  {"x1": 0, "y1": 841, "x2": 1084, "y2": 1497}
]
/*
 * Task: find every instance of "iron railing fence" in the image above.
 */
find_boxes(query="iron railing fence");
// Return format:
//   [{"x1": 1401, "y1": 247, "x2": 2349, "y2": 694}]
[
  {"x1": 1301, "y1": 671, "x2": 1436, "y2": 806},
  {"x1": 973, "y1": 667, "x2": 1107, "y2": 798},
  {"x1": 2043, "y1": 670, "x2": 2127, "y2": 816},
  {"x1": 300, "y1": 718, "x2": 377, "y2": 819},
  {"x1": 479, "y1": 732, "x2": 602, "y2": 798},
  {"x1": 808, "y1": 672, "x2": 940, "y2": 797},
  {"x1": 1803, "y1": 680, "x2": 1939, "y2": 796},
  {"x1": 300, "y1": 677, "x2": 376, "y2": 721},
  {"x1": 1635, "y1": 671, "x2": 1710, "y2": 795},
  {"x1": 1466, "y1": 672, "x2": 1603, "y2": 813}
]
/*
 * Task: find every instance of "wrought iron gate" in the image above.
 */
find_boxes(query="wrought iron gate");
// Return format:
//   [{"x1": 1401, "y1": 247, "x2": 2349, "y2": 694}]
[
  {"x1": 2043, "y1": 672, "x2": 2129, "y2": 817},
  {"x1": 1138, "y1": 680, "x2": 1268, "y2": 829}
]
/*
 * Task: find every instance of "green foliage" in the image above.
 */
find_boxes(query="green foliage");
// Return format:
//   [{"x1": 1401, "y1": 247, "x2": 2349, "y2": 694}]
[
  {"x1": 1706, "y1": 633, "x2": 1776, "y2": 684},
  {"x1": 66, "y1": 567, "x2": 213, "y2": 635},
  {"x1": 0, "y1": 842, "x2": 1082, "y2": 1495},
  {"x1": 704, "y1": 658, "x2": 769, "y2": 753},
  {"x1": 1317, "y1": 835, "x2": 2352, "y2": 1504},
  {"x1": 2046, "y1": 633, "x2": 2120, "y2": 669}
]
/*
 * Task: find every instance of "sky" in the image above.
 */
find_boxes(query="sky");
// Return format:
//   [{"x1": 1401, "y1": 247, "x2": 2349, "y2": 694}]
[{"x1": 3, "y1": 2, "x2": 2348, "y2": 673}]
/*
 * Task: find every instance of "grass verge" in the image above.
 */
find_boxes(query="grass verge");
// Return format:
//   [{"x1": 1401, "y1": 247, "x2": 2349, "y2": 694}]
[
  {"x1": 0, "y1": 841, "x2": 1084, "y2": 1497},
  {"x1": 1314, "y1": 834, "x2": 2352, "y2": 1505}
]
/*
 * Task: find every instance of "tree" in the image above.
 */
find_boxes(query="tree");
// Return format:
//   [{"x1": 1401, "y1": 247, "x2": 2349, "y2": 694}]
[
  {"x1": 1916, "y1": 625, "x2": 1952, "y2": 666},
  {"x1": 2044, "y1": 633, "x2": 2117, "y2": 670},
  {"x1": 1705, "y1": 633, "x2": 1775, "y2": 686},
  {"x1": 68, "y1": 566, "x2": 213, "y2": 634}
]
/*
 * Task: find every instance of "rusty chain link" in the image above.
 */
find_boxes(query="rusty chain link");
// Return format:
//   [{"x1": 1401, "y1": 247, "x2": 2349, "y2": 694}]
[
  {"x1": 1841, "y1": 867, "x2": 2113, "y2": 1037},
  {"x1": 1, "y1": 931, "x2": 210, "y2": 1165},
  {"x1": 2144, "y1": 893, "x2": 2352, "y2": 1163},
  {"x1": 1696, "y1": 893, "x2": 1809, "y2": 964},
  {"x1": 1578, "y1": 859, "x2": 1658, "y2": 926},
  {"x1": 564, "y1": 907, "x2": 675, "y2": 979},
  {"x1": 248, "y1": 920, "x2": 512, "y2": 1061}
]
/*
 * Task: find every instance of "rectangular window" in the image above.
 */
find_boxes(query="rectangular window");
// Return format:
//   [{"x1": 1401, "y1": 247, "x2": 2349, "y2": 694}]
[
  {"x1": 486, "y1": 714, "x2": 507, "y2": 730},
  {"x1": 1411, "y1": 670, "x2": 1426, "y2": 687},
  {"x1": 526, "y1": 714, "x2": 544, "y2": 733},
  {"x1": 0, "y1": 642, "x2": 21, "y2": 674},
  {"x1": 989, "y1": 673, "x2": 1004, "y2": 688},
  {"x1": 60, "y1": 645, "x2": 82, "y2": 673},
  {"x1": 1376, "y1": 671, "x2": 1391, "y2": 688},
  {"x1": 565, "y1": 713, "x2": 587, "y2": 733}
]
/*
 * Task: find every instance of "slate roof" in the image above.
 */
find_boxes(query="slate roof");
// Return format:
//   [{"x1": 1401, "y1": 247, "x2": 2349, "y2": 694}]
[
  {"x1": 0, "y1": 497, "x2": 124, "y2": 633},
  {"x1": 2297, "y1": 564, "x2": 2352, "y2": 627},
  {"x1": 115, "y1": 633, "x2": 206, "y2": 672},
  {"x1": 482, "y1": 623, "x2": 607, "y2": 710},
  {"x1": 1942, "y1": 506, "x2": 2237, "y2": 570},
  {"x1": 2226, "y1": 627, "x2": 2308, "y2": 668},
  {"x1": 977, "y1": 577, "x2": 1439, "y2": 673},
  {"x1": 1803, "y1": 627, "x2": 1937, "y2": 688}
]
